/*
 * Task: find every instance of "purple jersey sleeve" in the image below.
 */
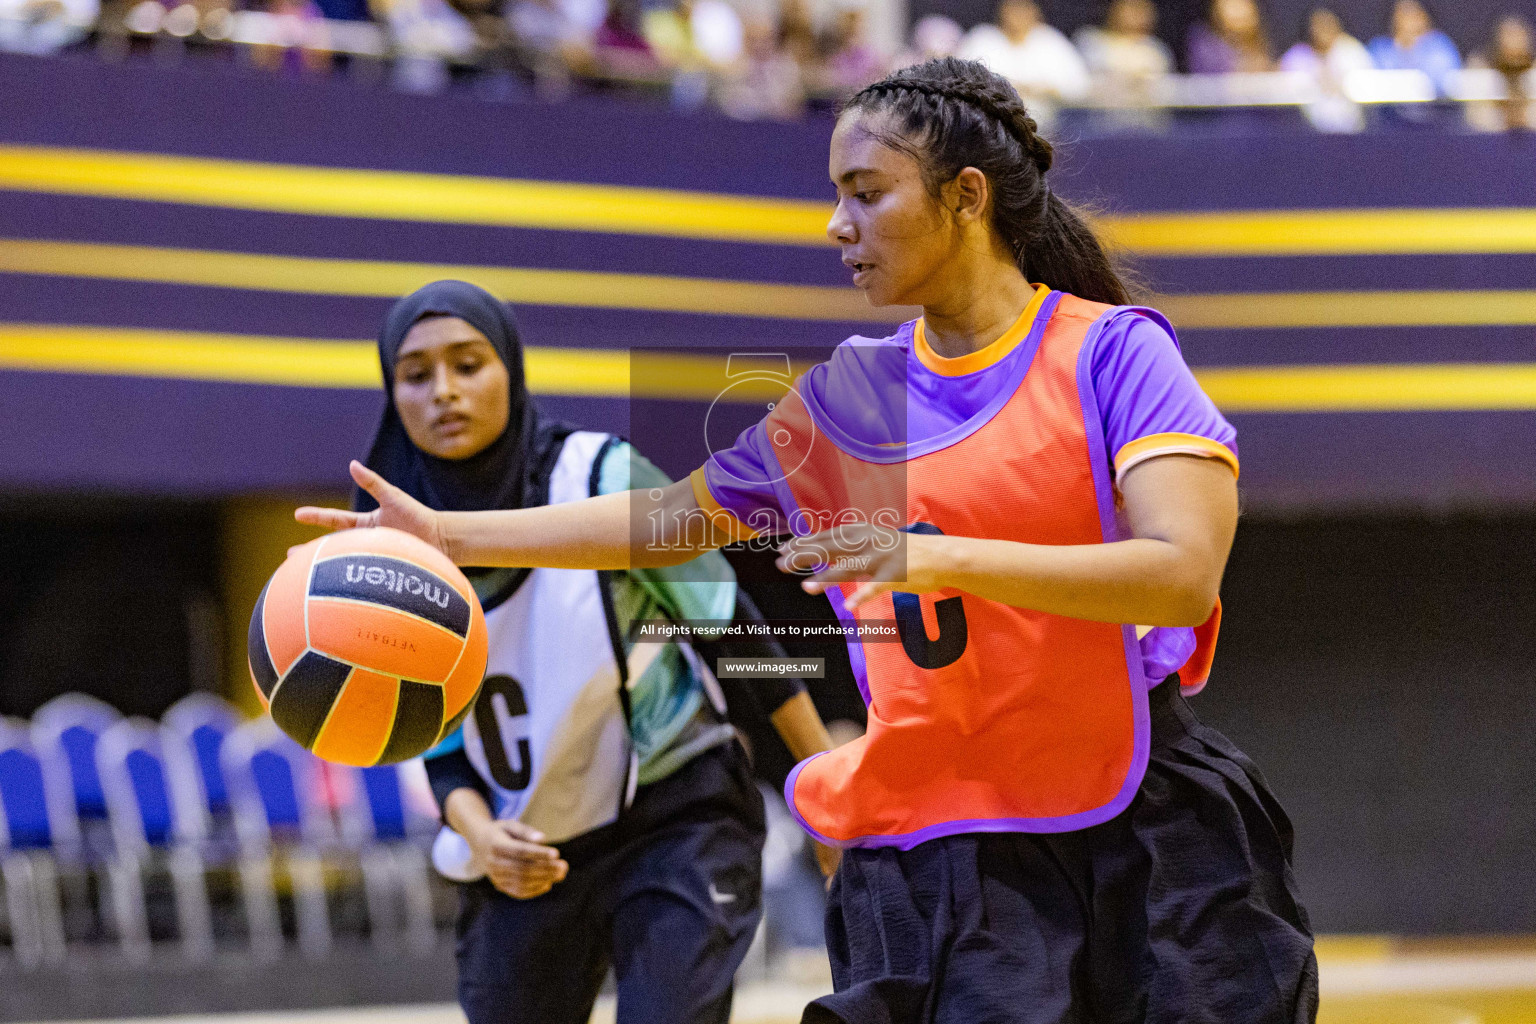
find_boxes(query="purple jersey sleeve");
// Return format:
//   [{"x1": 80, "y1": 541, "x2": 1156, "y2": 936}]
[
  {"x1": 1089, "y1": 311, "x2": 1239, "y2": 480},
  {"x1": 1089, "y1": 309, "x2": 1236, "y2": 690},
  {"x1": 691, "y1": 421, "x2": 788, "y2": 538}
]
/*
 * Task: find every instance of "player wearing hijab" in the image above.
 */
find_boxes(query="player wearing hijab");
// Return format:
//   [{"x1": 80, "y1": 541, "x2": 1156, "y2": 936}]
[
  {"x1": 359, "y1": 281, "x2": 837, "y2": 1024},
  {"x1": 305, "y1": 60, "x2": 1317, "y2": 1024}
]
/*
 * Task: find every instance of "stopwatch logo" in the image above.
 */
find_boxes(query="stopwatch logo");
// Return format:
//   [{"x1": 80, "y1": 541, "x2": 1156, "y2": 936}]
[{"x1": 703, "y1": 353, "x2": 818, "y2": 486}]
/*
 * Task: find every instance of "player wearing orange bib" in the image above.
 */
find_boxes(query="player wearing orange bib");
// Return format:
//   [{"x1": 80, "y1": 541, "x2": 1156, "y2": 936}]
[{"x1": 301, "y1": 57, "x2": 1317, "y2": 1024}]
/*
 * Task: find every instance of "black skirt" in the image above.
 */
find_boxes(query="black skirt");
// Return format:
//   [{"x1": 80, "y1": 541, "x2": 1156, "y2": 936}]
[
  {"x1": 805, "y1": 680, "x2": 1320, "y2": 1024},
  {"x1": 455, "y1": 741, "x2": 767, "y2": 1024}
]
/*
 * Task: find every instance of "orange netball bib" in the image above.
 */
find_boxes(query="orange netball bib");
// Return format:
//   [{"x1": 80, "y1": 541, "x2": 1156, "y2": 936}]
[{"x1": 774, "y1": 291, "x2": 1152, "y2": 848}]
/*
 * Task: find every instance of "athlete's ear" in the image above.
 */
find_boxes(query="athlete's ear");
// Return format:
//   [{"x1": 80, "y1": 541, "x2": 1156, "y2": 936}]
[{"x1": 945, "y1": 167, "x2": 990, "y2": 227}]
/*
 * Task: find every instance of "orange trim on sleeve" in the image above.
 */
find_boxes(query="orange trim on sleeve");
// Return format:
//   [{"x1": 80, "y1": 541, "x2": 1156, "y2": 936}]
[
  {"x1": 1114, "y1": 432, "x2": 1240, "y2": 480},
  {"x1": 689, "y1": 466, "x2": 760, "y2": 541},
  {"x1": 914, "y1": 285, "x2": 1050, "y2": 377}
]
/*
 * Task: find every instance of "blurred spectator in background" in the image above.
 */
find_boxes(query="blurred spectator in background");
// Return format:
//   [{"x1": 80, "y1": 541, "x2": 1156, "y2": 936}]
[
  {"x1": 592, "y1": 0, "x2": 644, "y2": 51},
  {"x1": 1076, "y1": 0, "x2": 1172, "y2": 128},
  {"x1": 821, "y1": 5, "x2": 884, "y2": 95},
  {"x1": 1076, "y1": 0, "x2": 1172, "y2": 86},
  {"x1": 441, "y1": 0, "x2": 514, "y2": 74},
  {"x1": 1281, "y1": 8, "x2": 1371, "y2": 131},
  {"x1": 1489, "y1": 15, "x2": 1534, "y2": 78},
  {"x1": 644, "y1": 0, "x2": 743, "y2": 108},
  {"x1": 375, "y1": 0, "x2": 477, "y2": 90},
  {"x1": 508, "y1": 0, "x2": 586, "y2": 59},
  {"x1": 0, "y1": 0, "x2": 97, "y2": 52},
  {"x1": 960, "y1": 0, "x2": 1090, "y2": 125},
  {"x1": 250, "y1": 0, "x2": 332, "y2": 73},
  {"x1": 1466, "y1": 14, "x2": 1534, "y2": 130},
  {"x1": 90, "y1": 0, "x2": 131, "y2": 56},
  {"x1": 510, "y1": 0, "x2": 588, "y2": 93},
  {"x1": 1281, "y1": 8, "x2": 1370, "y2": 79},
  {"x1": 561, "y1": 0, "x2": 601, "y2": 38},
  {"x1": 507, "y1": 0, "x2": 594, "y2": 95},
  {"x1": 1367, "y1": 0, "x2": 1460, "y2": 95},
  {"x1": 776, "y1": 0, "x2": 819, "y2": 73},
  {"x1": 1187, "y1": 0, "x2": 1274, "y2": 73},
  {"x1": 894, "y1": 13, "x2": 962, "y2": 69},
  {"x1": 720, "y1": 16, "x2": 804, "y2": 118}
]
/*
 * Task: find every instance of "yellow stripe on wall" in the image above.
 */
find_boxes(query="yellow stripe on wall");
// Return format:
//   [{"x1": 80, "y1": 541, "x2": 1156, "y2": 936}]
[
  {"x1": 9, "y1": 238, "x2": 1536, "y2": 330},
  {"x1": 2, "y1": 325, "x2": 1536, "y2": 412},
  {"x1": 0, "y1": 325, "x2": 381, "y2": 388},
  {"x1": 0, "y1": 144, "x2": 833, "y2": 245},
  {"x1": 0, "y1": 238, "x2": 906, "y2": 323},
  {"x1": 6, "y1": 144, "x2": 1536, "y2": 257},
  {"x1": 0, "y1": 325, "x2": 805, "y2": 399},
  {"x1": 1195, "y1": 363, "x2": 1536, "y2": 412},
  {"x1": 1105, "y1": 208, "x2": 1536, "y2": 257}
]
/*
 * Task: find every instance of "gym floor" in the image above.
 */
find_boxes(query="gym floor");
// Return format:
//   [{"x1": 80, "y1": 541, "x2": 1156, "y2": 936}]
[{"x1": 17, "y1": 938, "x2": 1536, "y2": 1024}]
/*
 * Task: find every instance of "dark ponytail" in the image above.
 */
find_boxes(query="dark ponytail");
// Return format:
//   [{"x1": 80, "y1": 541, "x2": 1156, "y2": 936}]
[{"x1": 844, "y1": 57, "x2": 1130, "y2": 307}]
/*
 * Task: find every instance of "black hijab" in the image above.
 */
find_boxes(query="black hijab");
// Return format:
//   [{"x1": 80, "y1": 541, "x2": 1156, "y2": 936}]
[{"x1": 355, "y1": 280, "x2": 575, "y2": 518}]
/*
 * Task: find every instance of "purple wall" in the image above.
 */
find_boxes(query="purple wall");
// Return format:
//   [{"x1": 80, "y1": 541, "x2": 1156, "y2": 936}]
[{"x1": 2, "y1": 52, "x2": 1533, "y2": 509}]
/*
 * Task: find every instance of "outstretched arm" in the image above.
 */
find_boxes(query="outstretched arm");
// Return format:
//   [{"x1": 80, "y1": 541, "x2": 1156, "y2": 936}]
[{"x1": 296, "y1": 460, "x2": 739, "y2": 569}]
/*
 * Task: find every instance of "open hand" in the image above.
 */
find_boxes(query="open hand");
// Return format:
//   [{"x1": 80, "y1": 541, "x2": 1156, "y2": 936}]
[
  {"x1": 469, "y1": 819, "x2": 569, "y2": 900},
  {"x1": 295, "y1": 461, "x2": 447, "y2": 554},
  {"x1": 775, "y1": 521, "x2": 943, "y2": 611}
]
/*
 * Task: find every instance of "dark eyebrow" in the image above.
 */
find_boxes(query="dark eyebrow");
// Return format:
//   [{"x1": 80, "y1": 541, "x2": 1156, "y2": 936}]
[
  {"x1": 397, "y1": 338, "x2": 492, "y2": 363},
  {"x1": 835, "y1": 167, "x2": 882, "y2": 186}
]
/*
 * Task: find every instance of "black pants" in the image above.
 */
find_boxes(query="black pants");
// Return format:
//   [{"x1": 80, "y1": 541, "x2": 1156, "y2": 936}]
[
  {"x1": 456, "y1": 741, "x2": 766, "y2": 1024},
  {"x1": 807, "y1": 681, "x2": 1320, "y2": 1024}
]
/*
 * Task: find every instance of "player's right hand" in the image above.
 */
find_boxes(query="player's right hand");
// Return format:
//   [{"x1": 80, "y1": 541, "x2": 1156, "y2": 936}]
[
  {"x1": 468, "y1": 818, "x2": 569, "y2": 900},
  {"x1": 295, "y1": 461, "x2": 448, "y2": 555}
]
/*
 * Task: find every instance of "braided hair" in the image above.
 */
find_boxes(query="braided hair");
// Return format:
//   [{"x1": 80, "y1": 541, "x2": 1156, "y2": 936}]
[{"x1": 844, "y1": 57, "x2": 1129, "y2": 306}]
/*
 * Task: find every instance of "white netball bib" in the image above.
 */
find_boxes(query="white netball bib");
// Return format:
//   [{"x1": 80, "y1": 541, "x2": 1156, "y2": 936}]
[{"x1": 436, "y1": 432, "x2": 671, "y2": 879}]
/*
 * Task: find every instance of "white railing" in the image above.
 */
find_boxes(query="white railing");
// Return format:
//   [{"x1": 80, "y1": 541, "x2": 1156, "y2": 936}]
[
  {"x1": 1064, "y1": 68, "x2": 1534, "y2": 110},
  {"x1": 117, "y1": 4, "x2": 390, "y2": 56}
]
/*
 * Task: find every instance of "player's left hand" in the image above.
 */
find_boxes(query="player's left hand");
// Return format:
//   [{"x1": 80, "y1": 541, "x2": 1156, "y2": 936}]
[{"x1": 774, "y1": 522, "x2": 944, "y2": 610}]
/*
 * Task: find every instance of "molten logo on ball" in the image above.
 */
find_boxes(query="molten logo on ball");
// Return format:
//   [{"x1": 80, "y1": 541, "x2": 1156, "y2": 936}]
[
  {"x1": 343, "y1": 561, "x2": 453, "y2": 609},
  {"x1": 311, "y1": 554, "x2": 471, "y2": 635}
]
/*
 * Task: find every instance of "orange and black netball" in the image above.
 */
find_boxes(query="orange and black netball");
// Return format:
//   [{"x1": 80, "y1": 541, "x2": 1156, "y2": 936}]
[{"x1": 248, "y1": 526, "x2": 488, "y2": 766}]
